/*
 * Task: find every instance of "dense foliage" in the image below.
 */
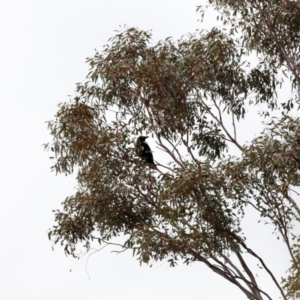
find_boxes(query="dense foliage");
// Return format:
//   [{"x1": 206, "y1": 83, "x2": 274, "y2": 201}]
[{"x1": 45, "y1": 1, "x2": 300, "y2": 299}]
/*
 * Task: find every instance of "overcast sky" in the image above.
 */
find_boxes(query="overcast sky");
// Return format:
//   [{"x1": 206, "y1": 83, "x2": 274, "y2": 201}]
[{"x1": 0, "y1": 1, "x2": 291, "y2": 299}]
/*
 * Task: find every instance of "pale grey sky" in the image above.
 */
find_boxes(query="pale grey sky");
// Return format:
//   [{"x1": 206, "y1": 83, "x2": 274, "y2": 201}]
[{"x1": 0, "y1": 1, "x2": 290, "y2": 299}]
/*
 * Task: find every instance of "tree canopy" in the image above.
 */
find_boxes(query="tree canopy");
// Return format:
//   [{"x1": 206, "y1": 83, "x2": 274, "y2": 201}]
[{"x1": 45, "y1": 1, "x2": 300, "y2": 299}]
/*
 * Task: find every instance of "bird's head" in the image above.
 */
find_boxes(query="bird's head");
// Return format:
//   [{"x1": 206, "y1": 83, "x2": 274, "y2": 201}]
[{"x1": 138, "y1": 136, "x2": 149, "y2": 142}]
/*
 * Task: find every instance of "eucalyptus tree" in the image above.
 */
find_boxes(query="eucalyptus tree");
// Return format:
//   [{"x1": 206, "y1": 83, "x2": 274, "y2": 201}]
[{"x1": 45, "y1": 1, "x2": 300, "y2": 299}]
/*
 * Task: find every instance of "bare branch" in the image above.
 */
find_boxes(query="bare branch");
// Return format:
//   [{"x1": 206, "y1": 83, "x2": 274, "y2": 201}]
[
  {"x1": 164, "y1": 136, "x2": 187, "y2": 167},
  {"x1": 232, "y1": 112, "x2": 237, "y2": 140},
  {"x1": 156, "y1": 135, "x2": 186, "y2": 168},
  {"x1": 232, "y1": 233, "x2": 288, "y2": 300},
  {"x1": 201, "y1": 96, "x2": 244, "y2": 151},
  {"x1": 189, "y1": 249, "x2": 262, "y2": 300}
]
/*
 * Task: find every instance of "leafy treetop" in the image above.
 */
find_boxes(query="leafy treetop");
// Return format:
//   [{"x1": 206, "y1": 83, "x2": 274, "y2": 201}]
[{"x1": 46, "y1": 2, "x2": 300, "y2": 299}]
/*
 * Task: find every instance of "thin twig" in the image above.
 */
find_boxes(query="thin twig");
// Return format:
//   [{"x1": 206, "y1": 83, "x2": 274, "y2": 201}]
[
  {"x1": 156, "y1": 135, "x2": 185, "y2": 168},
  {"x1": 155, "y1": 162, "x2": 177, "y2": 173},
  {"x1": 164, "y1": 136, "x2": 187, "y2": 167},
  {"x1": 232, "y1": 112, "x2": 237, "y2": 140},
  {"x1": 212, "y1": 97, "x2": 244, "y2": 151}
]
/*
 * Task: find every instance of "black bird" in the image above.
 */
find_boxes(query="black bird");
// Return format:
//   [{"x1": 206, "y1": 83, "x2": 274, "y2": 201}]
[{"x1": 135, "y1": 136, "x2": 156, "y2": 167}]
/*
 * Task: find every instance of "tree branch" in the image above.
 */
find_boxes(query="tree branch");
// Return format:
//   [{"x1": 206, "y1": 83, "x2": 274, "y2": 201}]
[{"x1": 201, "y1": 96, "x2": 244, "y2": 151}]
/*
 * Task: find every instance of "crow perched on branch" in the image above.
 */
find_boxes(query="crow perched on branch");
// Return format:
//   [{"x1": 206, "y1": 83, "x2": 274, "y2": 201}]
[{"x1": 135, "y1": 136, "x2": 156, "y2": 168}]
